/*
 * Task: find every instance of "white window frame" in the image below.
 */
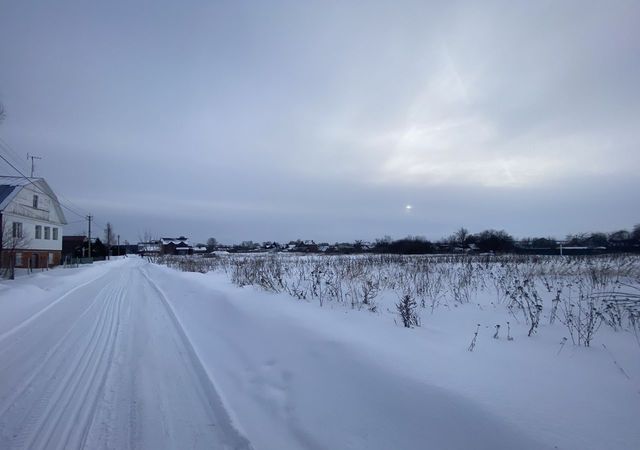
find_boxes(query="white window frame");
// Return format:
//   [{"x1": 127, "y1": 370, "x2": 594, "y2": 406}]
[
  {"x1": 44, "y1": 226, "x2": 50, "y2": 240},
  {"x1": 35, "y1": 225, "x2": 42, "y2": 239},
  {"x1": 53, "y1": 228, "x2": 58, "y2": 240},
  {"x1": 33, "y1": 194, "x2": 39, "y2": 209},
  {"x1": 12, "y1": 222, "x2": 23, "y2": 238},
  {"x1": 16, "y1": 252, "x2": 23, "y2": 266}
]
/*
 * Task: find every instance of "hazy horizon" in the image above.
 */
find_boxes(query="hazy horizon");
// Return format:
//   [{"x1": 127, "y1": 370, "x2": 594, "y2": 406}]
[{"x1": 1, "y1": 1, "x2": 639, "y2": 244}]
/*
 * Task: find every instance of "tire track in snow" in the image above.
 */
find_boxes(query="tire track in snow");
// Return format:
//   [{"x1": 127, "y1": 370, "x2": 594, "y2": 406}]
[
  {"x1": 70, "y1": 279, "x2": 125, "y2": 449},
  {"x1": 139, "y1": 266, "x2": 254, "y2": 450},
  {"x1": 2, "y1": 270, "x2": 127, "y2": 450},
  {"x1": 63, "y1": 270, "x2": 127, "y2": 450},
  {"x1": 21, "y1": 276, "x2": 124, "y2": 450},
  {"x1": 0, "y1": 281, "x2": 118, "y2": 447},
  {"x1": 0, "y1": 270, "x2": 111, "y2": 345},
  {"x1": 1, "y1": 261, "x2": 253, "y2": 450},
  {"x1": 0, "y1": 277, "x2": 116, "y2": 418}
]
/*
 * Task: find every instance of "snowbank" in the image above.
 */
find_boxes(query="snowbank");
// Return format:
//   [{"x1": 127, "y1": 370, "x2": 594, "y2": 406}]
[{"x1": 146, "y1": 262, "x2": 640, "y2": 450}]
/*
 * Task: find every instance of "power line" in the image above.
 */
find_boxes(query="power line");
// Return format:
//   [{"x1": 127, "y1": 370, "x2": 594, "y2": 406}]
[
  {"x1": 66, "y1": 218, "x2": 87, "y2": 225},
  {"x1": 0, "y1": 151, "x2": 88, "y2": 220},
  {"x1": 55, "y1": 190, "x2": 91, "y2": 218},
  {"x1": 0, "y1": 139, "x2": 110, "y2": 232},
  {"x1": 0, "y1": 138, "x2": 104, "y2": 226},
  {"x1": 0, "y1": 139, "x2": 90, "y2": 217},
  {"x1": 0, "y1": 137, "x2": 30, "y2": 174}
]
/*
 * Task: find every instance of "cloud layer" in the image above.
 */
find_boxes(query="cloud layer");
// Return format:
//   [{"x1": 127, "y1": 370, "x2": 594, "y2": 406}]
[{"x1": 1, "y1": 1, "x2": 638, "y2": 243}]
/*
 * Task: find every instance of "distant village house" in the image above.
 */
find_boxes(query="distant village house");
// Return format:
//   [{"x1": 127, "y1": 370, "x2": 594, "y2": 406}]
[{"x1": 137, "y1": 236, "x2": 196, "y2": 256}]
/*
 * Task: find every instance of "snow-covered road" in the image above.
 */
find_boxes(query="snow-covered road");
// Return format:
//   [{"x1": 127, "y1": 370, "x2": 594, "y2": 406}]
[{"x1": 0, "y1": 259, "x2": 251, "y2": 450}]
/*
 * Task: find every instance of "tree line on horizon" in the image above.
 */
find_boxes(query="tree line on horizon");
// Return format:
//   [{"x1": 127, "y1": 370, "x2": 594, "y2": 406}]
[{"x1": 203, "y1": 224, "x2": 640, "y2": 255}]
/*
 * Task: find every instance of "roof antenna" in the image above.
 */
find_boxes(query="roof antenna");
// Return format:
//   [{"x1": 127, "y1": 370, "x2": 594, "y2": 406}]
[{"x1": 26, "y1": 153, "x2": 43, "y2": 177}]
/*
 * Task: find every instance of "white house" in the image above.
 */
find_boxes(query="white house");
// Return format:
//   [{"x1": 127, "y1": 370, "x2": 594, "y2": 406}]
[
  {"x1": 137, "y1": 240, "x2": 161, "y2": 256},
  {"x1": 0, "y1": 176, "x2": 67, "y2": 270},
  {"x1": 192, "y1": 245, "x2": 207, "y2": 254}
]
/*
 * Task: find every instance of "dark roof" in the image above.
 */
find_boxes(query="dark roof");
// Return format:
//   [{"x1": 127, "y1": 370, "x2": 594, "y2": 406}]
[{"x1": 0, "y1": 185, "x2": 16, "y2": 206}]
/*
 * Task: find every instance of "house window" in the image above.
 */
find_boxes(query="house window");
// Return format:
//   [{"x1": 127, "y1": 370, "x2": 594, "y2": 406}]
[
  {"x1": 33, "y1": 195, "x2": 39, "y2": 209},
  {"x1": 44, "y1": 227, "x2": 51, "y2": 239},
  {"x1": 35, "y1": 225, "x2": 42, "y2": 239},
  {"x1": 12, "y1": 222, "x2": 23, "y2": 238},
  {"x1": 16, "y1": 253, "x2": 23, "y2": 266},
  {"x1": 53, "y1": 228, "x2": 59, "y2": 240},
  {"x1": 48, "y1": 253, "x2": 54, "y2": 265}
]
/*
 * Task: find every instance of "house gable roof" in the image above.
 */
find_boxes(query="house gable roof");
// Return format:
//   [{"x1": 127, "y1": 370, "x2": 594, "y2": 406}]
[
  {"x1": 0, "y1": 176, "x2": 68, "y2": 224},
  {"x1": 161, "y1": 237, "x2": 190, "y2": 245},
  {"x1": 0, "y1": 185, "x2": 18, "y2": 210}
]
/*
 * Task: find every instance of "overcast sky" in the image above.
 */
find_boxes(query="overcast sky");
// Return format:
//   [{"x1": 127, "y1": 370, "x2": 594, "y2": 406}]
[{"x1": 1, "y1": 0, "x2": 638, "y2": 244}]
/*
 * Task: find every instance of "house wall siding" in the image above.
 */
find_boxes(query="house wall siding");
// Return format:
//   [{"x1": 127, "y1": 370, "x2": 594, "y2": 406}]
[
  {"x1": 2, "y1": 185, "x2": 61, "y2": 222},
  {"x1": 2, "y1": 212, "x2": 63, "y2": 252}
]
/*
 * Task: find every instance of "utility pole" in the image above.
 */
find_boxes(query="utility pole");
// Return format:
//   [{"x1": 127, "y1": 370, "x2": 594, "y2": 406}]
[
  {"x1": 105, "y1": 223, "x2": 112, "y2": 260},
  {"x1": 26, "y1": 154, "x2": 43, "y2": 177},
  {"x1": 87, "y1": 215, "x2": 93, "y2": 259}
]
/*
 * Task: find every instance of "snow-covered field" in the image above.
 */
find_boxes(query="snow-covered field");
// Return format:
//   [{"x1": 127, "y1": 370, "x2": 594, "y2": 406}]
[{"x1": 1, "y1": 256, "x2": 639, "y2": 449}]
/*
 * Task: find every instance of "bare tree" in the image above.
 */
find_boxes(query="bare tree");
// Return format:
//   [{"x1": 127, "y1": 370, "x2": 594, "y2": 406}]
[
  {"x1": 104, "y1": 222, "x2": 116, "y2": 260},
  {"x1": 632, "y1": 224, "x2": 640, "y2": 242},
  {"x1": 137, "y1": 230, "x2": 161, "y2": 260},
  {"x1": 206, "y1": 237, "x2": 218, "y2": 252},
  {"x1": 453, "y1": 227, "x2": 470, "y2": 247},
  {"x1": 1, "y1": 217, "x2": 31, "y2": 279},
  {"x1": 139, "y1": 229, "x2": 156, "y2": 243}
]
